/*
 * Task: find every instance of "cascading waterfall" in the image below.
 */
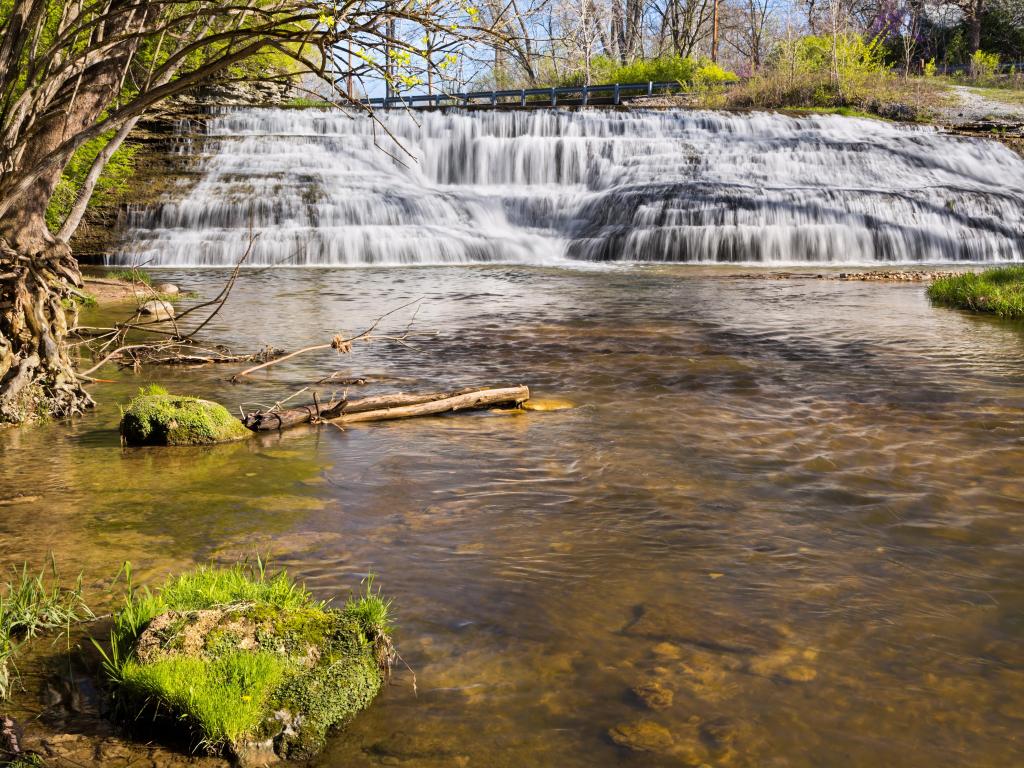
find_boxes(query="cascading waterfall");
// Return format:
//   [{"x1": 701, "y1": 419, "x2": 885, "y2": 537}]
[{"x1": 110, "y1": 108, "x2": 1024, "y2": 266}]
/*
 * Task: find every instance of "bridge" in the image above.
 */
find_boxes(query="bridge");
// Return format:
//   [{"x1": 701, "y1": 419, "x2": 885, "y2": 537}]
[{"x1": 361, "y1": 80, "x2": 691, "y2": 110}]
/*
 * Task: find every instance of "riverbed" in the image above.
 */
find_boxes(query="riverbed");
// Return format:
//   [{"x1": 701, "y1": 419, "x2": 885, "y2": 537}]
[{"x1": 2, "y1": 265, "x2": 1024, "y2": 766}]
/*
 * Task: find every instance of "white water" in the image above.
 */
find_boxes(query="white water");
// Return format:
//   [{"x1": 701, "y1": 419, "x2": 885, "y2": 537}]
[{"x1": 111, "y1": 108, "x2": 1024, "y2": 267}]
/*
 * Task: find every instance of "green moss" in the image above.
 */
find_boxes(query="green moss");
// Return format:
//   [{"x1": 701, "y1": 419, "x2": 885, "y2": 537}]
[
  {"x1": 100, "y1": 562, "x2": 390, "y2": 760},
  {"x1": 119, "y1": 391, "x2": 251, "y2": 446},
  {"x1": 272, "y1": 643, "x2": 382, "y2": 759},
  {"x1": 927, "y1": 267, "x2": 1024, "y2": 319}
]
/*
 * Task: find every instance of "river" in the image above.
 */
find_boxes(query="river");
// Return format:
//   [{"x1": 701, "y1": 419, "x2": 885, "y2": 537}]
[{"x1": 2, "y1": 264, "x2": 1024, "y2": 766}]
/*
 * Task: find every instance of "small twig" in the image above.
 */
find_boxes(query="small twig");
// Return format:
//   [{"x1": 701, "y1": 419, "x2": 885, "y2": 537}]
[{"x1": 231, "y1": 298, "x2": 425, "y2": 382}]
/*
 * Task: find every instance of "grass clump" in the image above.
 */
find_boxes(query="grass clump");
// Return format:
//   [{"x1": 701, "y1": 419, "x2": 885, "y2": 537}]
[
  {"x1": 0, "y1": 559, "x2": 92, "y2": 700},
  {"x1": 97, "y1": 561, "x2": 392, "y2": 760},
  {"x1": 927, "y1": 267, "x2": 1024, "y2": 319},
  {"x1": 119, "y1": 388, "x2": 252, "y2": 446},
  {"x1": 106, "y1": 268, "x2": 152, "y2": 285}
]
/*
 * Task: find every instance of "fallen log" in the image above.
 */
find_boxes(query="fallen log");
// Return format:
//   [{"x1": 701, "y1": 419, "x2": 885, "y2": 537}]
[
  {"x1": 242, "y1": 386, "x2": 529, "y2": 432},
  {"x1": 242, "y1": 399, "x2": 342, "y2": 431},
  {"x1": 330, "y1": 385, "x2": 530, "y2": 424}
]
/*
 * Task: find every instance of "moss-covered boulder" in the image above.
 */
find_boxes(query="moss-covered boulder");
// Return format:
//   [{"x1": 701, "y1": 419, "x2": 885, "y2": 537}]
[
  {"x1": 103, "y1": 564, "x2": 392, "y2": 764},
  {"x1": 120, "y1": 387, "x2": 252, "y2": 446}
]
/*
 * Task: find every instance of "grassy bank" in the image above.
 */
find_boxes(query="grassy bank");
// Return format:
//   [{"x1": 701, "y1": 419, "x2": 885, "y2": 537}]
[{"x1": 927, "y1": 267, "x2": 1024, "y2": 319}]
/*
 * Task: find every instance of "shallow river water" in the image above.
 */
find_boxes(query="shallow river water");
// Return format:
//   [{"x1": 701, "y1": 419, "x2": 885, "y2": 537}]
[{"x1": 2, "y1": 265, "x2": 1024, "y2": 766}]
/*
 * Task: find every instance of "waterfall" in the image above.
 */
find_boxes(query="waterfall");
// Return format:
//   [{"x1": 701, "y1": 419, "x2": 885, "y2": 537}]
[{"x1": 110, "y1": 108, "x2": 1024, "y2": 266}]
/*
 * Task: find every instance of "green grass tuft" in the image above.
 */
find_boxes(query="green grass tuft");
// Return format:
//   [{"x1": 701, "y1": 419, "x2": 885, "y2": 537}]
[
  {"x1": 344, "y1": 575, "x2": 393, "y2": 639},
  {"x1": 107, "y1": 268, "x2": 152, "y2": 285},
  {"x1": 119, "y1": 651, "x2": 290, "y2": 748},
  {"x1": 1, "y1": 558, "x2": 92, "y2": 700},
  {"x1": 158, "y1": 561, "x2": 319, "y2": 613},
  {"x1": 927, "y1": 267, "x2": 1024, "y2": 319}
]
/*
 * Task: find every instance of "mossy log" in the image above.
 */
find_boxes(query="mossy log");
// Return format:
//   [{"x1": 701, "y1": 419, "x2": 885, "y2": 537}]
[{"x1": 242, "y1": 385, "x2": 530, "y2": 431}]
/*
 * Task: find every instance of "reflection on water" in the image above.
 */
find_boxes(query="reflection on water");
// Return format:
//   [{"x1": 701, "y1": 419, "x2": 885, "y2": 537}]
[{"x1": 2, "y1": 266, "x2": 1024, "y2": 766}]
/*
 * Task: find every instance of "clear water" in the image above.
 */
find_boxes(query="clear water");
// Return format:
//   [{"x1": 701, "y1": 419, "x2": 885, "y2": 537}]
[
  {"x1": 110, "y1": 109, "x2": 1024, "y2": 267},
  {"x1": 2, "y1": 266, "x2": 1024, "y2": 766}
]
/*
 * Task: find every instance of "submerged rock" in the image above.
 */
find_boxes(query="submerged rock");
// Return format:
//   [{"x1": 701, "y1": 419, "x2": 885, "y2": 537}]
[
  {"x1": 120, "y1": 390, "x2": 252, "y2": 446},
  {"x1": 521, "y1": 398, "x2": 575, "y2": 412},
  {"x1": 632, "y1": 679, "x2": 674, "y2": 710},
  {"x1": 106, "y1": 564, "x2": 391, "y2": 765},
  {"x1": 608, "y1": 720, "x2": 675, "y2": 753},
  {"x1": 139, "y1": 299, "x2": 176, "y2": 320}
]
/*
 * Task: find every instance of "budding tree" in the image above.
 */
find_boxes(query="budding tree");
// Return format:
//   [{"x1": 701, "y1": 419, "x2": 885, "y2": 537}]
[{"x1": 0, "y1": 0, "x2": 487, "y2": 424}]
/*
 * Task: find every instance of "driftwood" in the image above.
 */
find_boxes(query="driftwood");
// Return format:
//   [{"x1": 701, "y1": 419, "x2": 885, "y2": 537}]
[
  {"x1": 242, "y1": 386, "x2": 530, "y2": 432},
  {"x1": 330, "y1": 386, "x2": 530, "y2": 423},
  {"x1": 242, "y1": 398, "x2": 343, "y2": 431}
]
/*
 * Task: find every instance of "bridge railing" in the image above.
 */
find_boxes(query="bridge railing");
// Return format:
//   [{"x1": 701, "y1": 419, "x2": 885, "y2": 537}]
[{"x1": 361, "y1": 80, "x2": 689, "y2": 109}]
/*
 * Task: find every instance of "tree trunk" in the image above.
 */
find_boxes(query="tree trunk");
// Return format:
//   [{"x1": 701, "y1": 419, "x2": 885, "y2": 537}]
[
  {"x1": 0, "y1": 2, "x2": 149, "y2": 424},
  {"x1": 969, "y1": 0, "x2": 983, "y2": 52}
]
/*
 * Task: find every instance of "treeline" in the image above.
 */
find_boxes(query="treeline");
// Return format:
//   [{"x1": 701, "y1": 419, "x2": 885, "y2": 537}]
[{"x1": 400, "y1": 0, "x2": 1024, "y2": 92}]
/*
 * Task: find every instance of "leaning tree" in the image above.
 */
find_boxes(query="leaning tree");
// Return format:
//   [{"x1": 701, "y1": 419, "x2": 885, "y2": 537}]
[{"x1": 0, "y1": 0, "x2": 486, "y2": 424}]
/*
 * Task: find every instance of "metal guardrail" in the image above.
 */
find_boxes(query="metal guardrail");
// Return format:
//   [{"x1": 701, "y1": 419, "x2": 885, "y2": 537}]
[{"x1": 362, "y1": 80, "x2": 689, "y2": 109}]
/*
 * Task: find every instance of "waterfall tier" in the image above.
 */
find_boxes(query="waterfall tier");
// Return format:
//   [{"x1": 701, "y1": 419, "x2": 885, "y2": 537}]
[{"x1": 111, "y1": 108, "x2": 1024, "y2": 266}]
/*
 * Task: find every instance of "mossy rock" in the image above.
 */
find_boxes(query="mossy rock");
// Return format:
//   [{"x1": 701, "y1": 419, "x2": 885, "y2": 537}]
[
  {"x1": 106, "y1": 565, "x2": 391, "y2": 764},
  {"x1": 120, "y1": 389, "x2": 251, "y2": 446}
]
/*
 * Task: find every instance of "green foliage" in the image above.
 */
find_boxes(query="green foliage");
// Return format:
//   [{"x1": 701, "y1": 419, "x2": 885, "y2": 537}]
[
  {"x1": 694, "y1": 61, "x2": 739, "y2": 85},
  {"x1": 97, "y1": 561, "x2": 389, "y2": 758},
  {"x1": 927, "y1": 267, "x2": 1024, "y2": 319},
  {"x1": 0, "y1": 558, "x2": 92, "y2": 700},
  {"x1": 44, "y1": 133, "x2": 138, "y2": 234},
  {"x1": 923, "y1": 58, "x2": 937, "y2": 78},
  {"x1": 969, "y1": 49, "x2": 1001, "y2": 84},
  {"x1": 119, "y1": 391, "x2": 252, "y2": 446},
  {"x1": 560, "y1": 55, "x2": 736, "y2": 88},
  {"x1": 728, "y1": 32, "x2": 937, "y2": 116}
]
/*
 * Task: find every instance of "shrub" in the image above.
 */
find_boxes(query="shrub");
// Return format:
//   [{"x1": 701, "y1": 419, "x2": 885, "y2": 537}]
[
  {"x1": 969, "y1": 50, "x2": 1001, "y2": 84},
  {"x1": 559, "y1": 55, "x2": 736, "y2": 88}
]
